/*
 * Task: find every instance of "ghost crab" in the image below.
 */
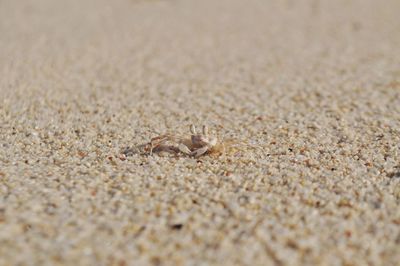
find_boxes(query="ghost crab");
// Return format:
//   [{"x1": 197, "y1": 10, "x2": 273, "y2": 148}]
[{"x1": 148, "y1": 124, "x2": 218, "y2": 157}]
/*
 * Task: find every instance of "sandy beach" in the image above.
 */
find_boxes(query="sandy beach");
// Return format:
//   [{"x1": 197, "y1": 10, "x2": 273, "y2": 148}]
[{"x1": 1, "y1": 0, "x2": 400, "y2": 265}]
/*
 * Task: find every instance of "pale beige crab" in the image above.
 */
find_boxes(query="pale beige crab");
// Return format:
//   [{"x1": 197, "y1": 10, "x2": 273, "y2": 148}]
[{"x1": 148, "y1": 124, "x2": 218, "y2": 157}]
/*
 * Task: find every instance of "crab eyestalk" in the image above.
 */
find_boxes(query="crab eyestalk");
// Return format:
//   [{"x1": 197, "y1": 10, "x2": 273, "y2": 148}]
[
  {"x1": 190, "y1": 124, "x2": 197, "y2": 134},
  {"x1": 202, "y1": 125, "x2": 208, "y2": 136}
]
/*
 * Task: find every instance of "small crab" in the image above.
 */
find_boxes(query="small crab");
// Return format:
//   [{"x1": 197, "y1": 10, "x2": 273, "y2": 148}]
[{"x1": 148, "y1": 124, "x2": 218, "y2": 157}]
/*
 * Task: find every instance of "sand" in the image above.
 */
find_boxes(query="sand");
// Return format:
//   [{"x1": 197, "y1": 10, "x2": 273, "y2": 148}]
[{"x1": 0, "y1": 0, "x2": 400, "y2": 265}]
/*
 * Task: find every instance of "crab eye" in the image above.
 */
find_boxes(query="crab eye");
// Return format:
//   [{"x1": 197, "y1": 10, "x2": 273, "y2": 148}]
[
  {"x1": 190, "y1": 124, "x2": 197, "y2": 134},
  {"x1": 202, "y1": 125, "x2": 208, "y2": 135}
]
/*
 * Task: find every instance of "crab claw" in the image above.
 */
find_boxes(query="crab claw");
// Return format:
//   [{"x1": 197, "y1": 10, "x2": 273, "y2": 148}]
[
  {"x1": 191, "y1": 146, "x2": 209, "y2": 157},
  {"x1": 178, "y1": 143, "x2": 192, "y2": 155}
]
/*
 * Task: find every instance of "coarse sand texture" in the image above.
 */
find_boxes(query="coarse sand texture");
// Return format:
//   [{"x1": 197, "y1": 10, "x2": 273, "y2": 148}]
[{"x1": 1, "y1": 0, "x2": 400, "y2": 265}]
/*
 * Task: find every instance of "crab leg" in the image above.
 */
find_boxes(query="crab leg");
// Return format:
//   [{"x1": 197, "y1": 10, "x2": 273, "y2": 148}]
[
  {"x1": 149, "y1": 134, "x2": 174, "y2": 155},
  {"x1": 191, "y1": 146, "x2": 209, "y2": 157}
]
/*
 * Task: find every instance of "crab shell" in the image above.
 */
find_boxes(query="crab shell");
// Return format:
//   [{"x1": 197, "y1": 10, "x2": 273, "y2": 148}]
[{"x1": 191, "y1": 134, "x2": 218, "y2": 149}]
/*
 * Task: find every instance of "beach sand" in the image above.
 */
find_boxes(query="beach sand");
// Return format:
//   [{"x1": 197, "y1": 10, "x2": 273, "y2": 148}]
[{"x1": 1, "y1": 0, "x2": 400, "y2": 265}]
